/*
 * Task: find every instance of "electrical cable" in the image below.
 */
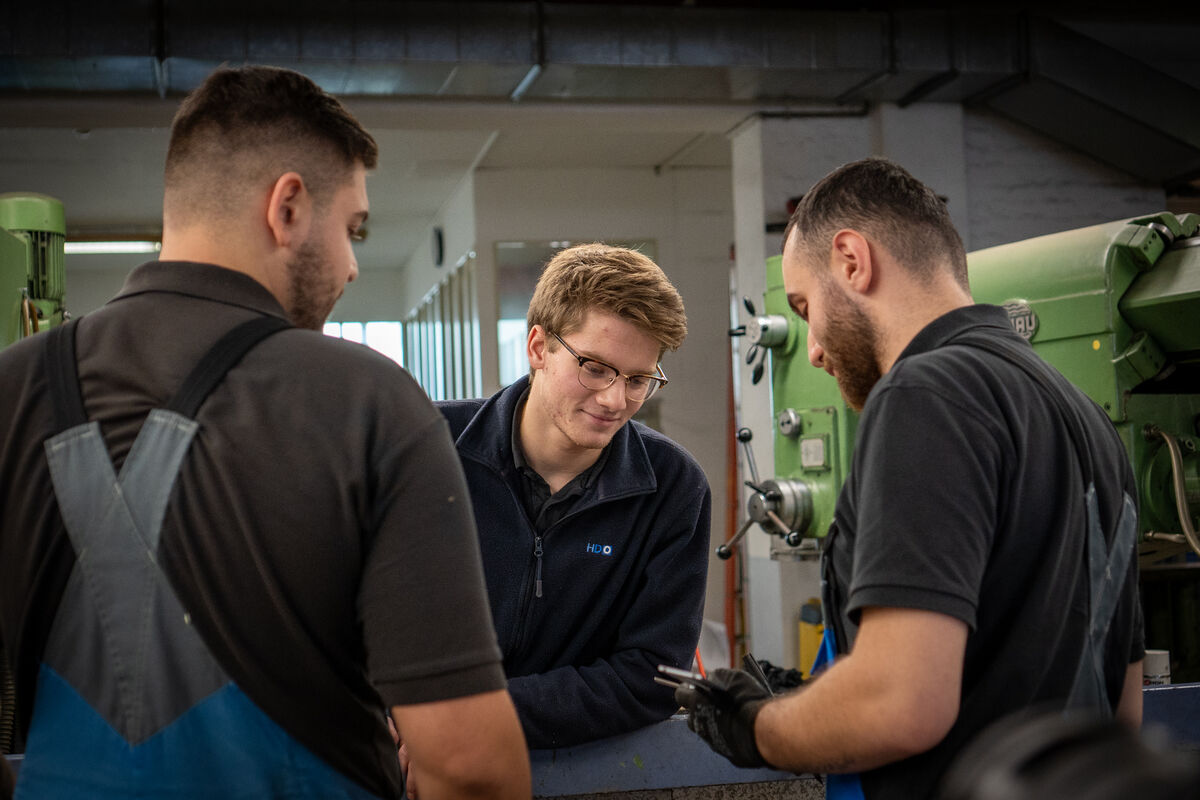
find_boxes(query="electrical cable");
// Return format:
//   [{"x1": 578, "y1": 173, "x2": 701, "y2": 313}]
[{"x1": 1147, "y1": 426, "x2": 1200, "y2": 558}]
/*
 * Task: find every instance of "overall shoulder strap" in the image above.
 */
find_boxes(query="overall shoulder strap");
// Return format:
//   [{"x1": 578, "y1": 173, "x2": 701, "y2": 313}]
[
  {"x1": 42, "y1": 318, "x2": 88, "y2": 433},
  {"x1": 165, "y1": 315, "x2": 292, "y2": 419},
  {"x1": 953, "y1": 331, "x2": 1095, "y2": 486},
  {"x1": 954, "y1": 330, "x2": 1136, "y2": 715},
  {"x1": 41, "y1": 314, "x2": 292, "y2": 430}
]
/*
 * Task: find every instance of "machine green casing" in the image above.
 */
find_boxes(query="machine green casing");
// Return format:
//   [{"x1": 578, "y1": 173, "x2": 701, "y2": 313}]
[
  {"x1": 763, "y1": 254, "x2": 858, "y2": 549},
  {"x1": 0, "y1": 192, "x2": 67, "y2": 348},
  {"x1": 762, "y1": 212, "x2": 1200, "y2": 675},
  {"x1": 764, "y1": 212, "x2": 1199, "y2": 549}
]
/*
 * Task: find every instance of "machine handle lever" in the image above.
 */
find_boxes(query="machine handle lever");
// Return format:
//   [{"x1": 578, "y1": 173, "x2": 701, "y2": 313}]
[
  {"x1": 764, "y1": 509, "x2": 791, "y2": 538},
  {"x1": 736, "y1": 427, "x2": 761, "y2": 487},
  {"x1": 764, "y1": 510, "x2": 805, "y2": 548},
  {"x1": 716, "y1": 518, "x2": 755, "y2": 560}
]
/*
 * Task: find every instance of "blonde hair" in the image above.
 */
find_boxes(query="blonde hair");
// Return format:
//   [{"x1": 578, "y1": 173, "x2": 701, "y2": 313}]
[{"x1": 527, "y1": 243, "x2": 687, "y2": 356}]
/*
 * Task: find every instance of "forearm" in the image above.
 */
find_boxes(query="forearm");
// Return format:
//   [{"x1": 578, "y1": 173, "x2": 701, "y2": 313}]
[
  {"x1": 755, "y1": 661, "x2": 934, "y2": 773},
  {"x1": 510, "y1": 657, "x2": 677, "y2": 748},
  {"x1": 1115, "y1": 660, "x2": 1143, "y2": 729},
  {"x1": 410, "y1": 759, "x2": 530, "y2": 800},
  {"x1": 754, "y1": 608, "x2": 965, "y2": 775},
  {"x1": 392, "y1": 690, "x2": 531, "y2": 800}
]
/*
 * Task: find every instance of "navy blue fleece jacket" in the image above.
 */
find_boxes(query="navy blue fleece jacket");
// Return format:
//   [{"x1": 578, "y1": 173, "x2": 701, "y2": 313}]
[{"x1": 438, "y1": 377, "x2": 710, "y2": 748}]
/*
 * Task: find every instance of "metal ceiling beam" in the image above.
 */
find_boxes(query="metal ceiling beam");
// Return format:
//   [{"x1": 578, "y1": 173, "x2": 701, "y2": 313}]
[
  {"x1": 981, "y1": 17, "x2": 1200, "y2": 186},
  {"x1": 3, "y1": 3, "x2": 1200, "y2": 186}
]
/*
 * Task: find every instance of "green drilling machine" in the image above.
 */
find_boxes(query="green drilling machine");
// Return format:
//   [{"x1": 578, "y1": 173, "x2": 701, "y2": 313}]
[
  {"x1": 730, "y1": 212, "x2": 1200, "y2": 680},
  {"x1": 1, "y1": 192, "x2": 67, "y2": 756},
  {"x1": 1, "y1": 192, "x2": 68, "y2": 348}
]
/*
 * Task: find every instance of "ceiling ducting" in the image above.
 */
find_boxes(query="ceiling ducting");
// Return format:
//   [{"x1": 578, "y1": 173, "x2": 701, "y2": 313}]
[{"x1": 3, "y1": 2, "x2": 1200, "y2": 185}]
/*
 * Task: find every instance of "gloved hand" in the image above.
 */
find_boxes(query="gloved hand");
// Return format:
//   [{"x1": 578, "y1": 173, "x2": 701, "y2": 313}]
[{"x1": 674, "y1": 667, "x2": 771, "y2": 768}]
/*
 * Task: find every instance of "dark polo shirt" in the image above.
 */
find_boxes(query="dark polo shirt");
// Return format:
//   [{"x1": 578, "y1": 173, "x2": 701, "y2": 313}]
[
  {"x1": 0, "y1": 261, "x2": 504, "y2": 798},
  {"x1": 826, "y1": 304, "x2": 1143, "y2": 800}
]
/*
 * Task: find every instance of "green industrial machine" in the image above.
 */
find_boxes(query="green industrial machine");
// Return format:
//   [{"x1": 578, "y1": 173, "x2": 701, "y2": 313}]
[
  {"x1": 1, "y1": 192, "x2": 68, "y2": 348},
  {"x1": 729, "y1": 212, "x2": 1200, "y2": 677},
  {"x1": 717, "y1": 276, "x2": 857, "y2": 560}
]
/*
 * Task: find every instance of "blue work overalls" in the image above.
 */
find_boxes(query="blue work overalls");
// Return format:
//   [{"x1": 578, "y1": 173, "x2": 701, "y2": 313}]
[{"x1": 16, "y1": 316, "x2": 382, "y2": 799}]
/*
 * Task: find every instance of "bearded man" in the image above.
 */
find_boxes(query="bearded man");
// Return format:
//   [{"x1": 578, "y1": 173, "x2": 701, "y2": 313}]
[{"x1": 677, "y1": 158, "x2": 1143, "y2": 800}]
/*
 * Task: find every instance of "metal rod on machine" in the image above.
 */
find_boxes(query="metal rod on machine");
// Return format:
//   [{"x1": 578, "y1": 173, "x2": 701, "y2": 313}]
[
  {"x1": 1146, "y1": 425, "x2": 1200, "y2": 558},
  {"x1": 717, "y1": 518, "x2": 755, "y2": 561}
]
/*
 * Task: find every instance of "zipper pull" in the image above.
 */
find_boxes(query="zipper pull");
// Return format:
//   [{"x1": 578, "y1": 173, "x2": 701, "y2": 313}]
[{"x1": 534, "y1": 535, "x2": 544, "y2": 598}]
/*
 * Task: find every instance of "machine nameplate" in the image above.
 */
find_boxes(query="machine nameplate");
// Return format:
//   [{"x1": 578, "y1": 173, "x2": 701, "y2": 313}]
[
  {"x1": 1002, "y1": 300, "x2": 1039, "y2": 341},
  {"x1": 800, "y1": 437, "x2": 827, "y2": 469}
]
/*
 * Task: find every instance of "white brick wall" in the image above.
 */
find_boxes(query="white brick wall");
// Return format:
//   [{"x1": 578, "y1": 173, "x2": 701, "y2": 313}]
[{"x1": 964, "y1": 108, "x2": 1165, "y2": 250}]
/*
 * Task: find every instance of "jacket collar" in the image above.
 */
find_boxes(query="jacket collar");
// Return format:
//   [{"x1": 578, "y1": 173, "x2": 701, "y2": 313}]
[{"x1": 455, "y1": 375, "x2": 658, "y2": 500}]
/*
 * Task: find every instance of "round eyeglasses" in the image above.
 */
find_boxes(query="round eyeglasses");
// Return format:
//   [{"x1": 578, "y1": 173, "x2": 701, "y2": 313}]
[{"x1": 551, "y1": 332, "x2": 668, "y2": 402}]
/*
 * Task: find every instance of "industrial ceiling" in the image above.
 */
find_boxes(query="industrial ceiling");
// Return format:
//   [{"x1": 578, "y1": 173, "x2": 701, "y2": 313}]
[{"x1": 3, "y1": 1, "x2": 1200, "y2": 275}]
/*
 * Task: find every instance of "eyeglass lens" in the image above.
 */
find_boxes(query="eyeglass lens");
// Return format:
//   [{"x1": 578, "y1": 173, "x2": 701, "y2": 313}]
[{"x1": 576, "y1": 361, "x2": 661, "y2": 401}]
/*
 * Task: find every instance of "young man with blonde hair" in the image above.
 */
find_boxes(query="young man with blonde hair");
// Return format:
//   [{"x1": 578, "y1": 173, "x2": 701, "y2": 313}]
[{"x1": 437, "y1": 243, "x2": 711, "y2": 750}]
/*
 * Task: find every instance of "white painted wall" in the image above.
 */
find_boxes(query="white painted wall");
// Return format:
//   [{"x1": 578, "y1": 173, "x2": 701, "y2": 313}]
[
  {"x1": 472, "y1": 165, "x2": 735, "y2": 629},
  {"x1": 398, "y1": 171, "x2": 480, "y2": 314}
]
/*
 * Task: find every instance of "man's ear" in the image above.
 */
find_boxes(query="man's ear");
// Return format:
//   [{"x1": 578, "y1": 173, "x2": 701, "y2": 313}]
[
  {"x1": 526, "y1": 325, "x2": 549, "y2": 370},
  {"x1": 265, "y1": 172, "x2": 311, "y2": 248},
  {"x1": 830, "y1": 229, "x2": 874, "y2": 295}
]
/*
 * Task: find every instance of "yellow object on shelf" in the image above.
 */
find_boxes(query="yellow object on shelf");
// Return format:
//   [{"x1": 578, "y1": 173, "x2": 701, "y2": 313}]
[{"x1": 797, "y1": 598, "x2": 823, "y2": 680}]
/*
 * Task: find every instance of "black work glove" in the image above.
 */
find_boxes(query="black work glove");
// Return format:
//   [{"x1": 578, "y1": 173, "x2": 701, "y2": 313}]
[{"x1": 674, "y1": 667, "x2": 771, "y2": 768}]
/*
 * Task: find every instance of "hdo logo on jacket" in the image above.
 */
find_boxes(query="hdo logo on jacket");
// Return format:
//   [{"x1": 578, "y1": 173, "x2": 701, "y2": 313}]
[{"x1": 586, "y1": 543, "x2": 613, "y2": 556}]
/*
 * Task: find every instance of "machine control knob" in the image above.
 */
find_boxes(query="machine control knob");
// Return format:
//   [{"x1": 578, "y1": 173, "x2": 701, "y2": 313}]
[
  {"x1": 778, "y1": 408, "x2": 802, "y2": 438},
  {"x1": 747, "y1": 478, "x2": 814, "y2": 542},
  {"x1": 716, "y1": 426, "x2": 816, "y2": 558},
  {"x1": 747, "y1": 314, "x2": 790, "y2": 348}
]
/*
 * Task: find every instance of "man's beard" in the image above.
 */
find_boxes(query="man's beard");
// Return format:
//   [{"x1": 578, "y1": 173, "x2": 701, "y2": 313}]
[
  {"x1": 820, "y1": 279, "x2": 882, "y2": 413},
  {"x1": 285, "y1": 238, "x2": 339, "y2": 331}
]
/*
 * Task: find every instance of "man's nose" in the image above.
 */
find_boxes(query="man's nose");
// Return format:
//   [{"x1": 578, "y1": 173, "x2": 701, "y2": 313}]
[
  {"x1": 595, "y1": 379, "x2": 627, "y2": 410},
  {"x1": 807, "y1": 328, "x2": 826, "y2": 370}
]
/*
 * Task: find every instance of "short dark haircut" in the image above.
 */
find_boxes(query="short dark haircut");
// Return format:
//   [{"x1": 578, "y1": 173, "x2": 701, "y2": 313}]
[
  {"x1": 164, "y1": 66, "x2": 378, "y2": 222},
  {"x1": 784, "y1": 157, "x2": 968, "y2": 289}
]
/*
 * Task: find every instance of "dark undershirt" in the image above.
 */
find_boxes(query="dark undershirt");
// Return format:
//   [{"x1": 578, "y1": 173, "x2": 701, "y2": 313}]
[{"x1": 510, "y1": 387, "x2": 611, "y2": 532}]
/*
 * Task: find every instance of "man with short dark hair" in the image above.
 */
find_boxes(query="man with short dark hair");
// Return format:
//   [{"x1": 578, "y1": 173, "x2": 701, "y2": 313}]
[
  {"x1": 0, "y1": 65, "x2": 529, "y2": 799},
  {"x1": 436, "y1": 243, "x2": 710, "y2": 751},
  {"x1": 677, "y1": 158, "x2": 1143, "y2": 800}
]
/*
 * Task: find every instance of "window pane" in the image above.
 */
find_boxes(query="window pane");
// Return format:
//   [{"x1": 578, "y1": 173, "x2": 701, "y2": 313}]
[
  {"x1": 498, "y1": 319, "x2": 528, "y2": 387},
  {"x1": 365, "y1": 322, "x2": 404, "y2": 366}
]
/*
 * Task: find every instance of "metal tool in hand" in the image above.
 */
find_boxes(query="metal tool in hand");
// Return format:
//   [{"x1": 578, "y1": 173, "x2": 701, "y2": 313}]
[{"x1": 741, "y1": 653, "x2": 775, "y2": 696}]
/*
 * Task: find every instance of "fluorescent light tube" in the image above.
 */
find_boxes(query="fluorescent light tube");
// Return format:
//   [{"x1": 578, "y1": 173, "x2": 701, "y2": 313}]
[{"x1": 65, "y1": 241, "x2": 162, "y2": 255}]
